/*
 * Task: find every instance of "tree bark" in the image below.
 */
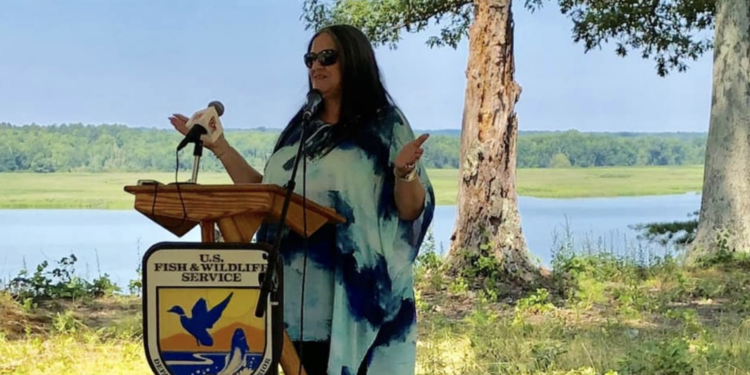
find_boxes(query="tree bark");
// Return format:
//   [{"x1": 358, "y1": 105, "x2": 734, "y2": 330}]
[
  {"x1": 690, "y1": 0, "x2": 750, "y2": 259},
  {"x1": 447, "y1": 0, "x2": 537, "y2": 283}
]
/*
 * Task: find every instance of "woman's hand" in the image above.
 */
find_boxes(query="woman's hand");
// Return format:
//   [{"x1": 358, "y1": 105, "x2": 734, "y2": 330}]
[
  {"x1": 168, "y1": 112, "x2": 262, "y2": 183},
  {"x1": 168, "y1": 113, "x2": 229, "y2": 154},
  {"x1": 393, "y1": 133, "x2": 429, "y2": 220},
  {"x1": 394, "y1": 133, "x2": 429, "y2": 178}
]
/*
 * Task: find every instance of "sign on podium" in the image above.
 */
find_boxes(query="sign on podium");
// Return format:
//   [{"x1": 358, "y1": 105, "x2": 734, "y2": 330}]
[{"x1": 125, "y1": 183, "x2": 345, "y2": 375}]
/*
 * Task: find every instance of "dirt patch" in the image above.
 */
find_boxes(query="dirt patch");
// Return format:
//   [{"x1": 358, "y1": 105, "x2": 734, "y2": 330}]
[
  {"x1": 0, "y1": 296, "x2": 48, "y2": 339},
  {"x1": 0, "y1": 294, "x2": 141, "y2": 340}
]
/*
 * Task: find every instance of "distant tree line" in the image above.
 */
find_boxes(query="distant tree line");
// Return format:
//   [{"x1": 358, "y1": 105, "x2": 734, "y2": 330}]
[
  {"x1": 517, "y1": 130, "x2": 706, "y2": 168},
  {"x1": 0, "y1": 123, "x2": 706, "y2": 173}
]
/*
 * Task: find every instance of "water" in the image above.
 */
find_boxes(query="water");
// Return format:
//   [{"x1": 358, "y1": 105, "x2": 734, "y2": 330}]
[{"x1": 0, "y1": 194, "x2": 701, "y2": 288}]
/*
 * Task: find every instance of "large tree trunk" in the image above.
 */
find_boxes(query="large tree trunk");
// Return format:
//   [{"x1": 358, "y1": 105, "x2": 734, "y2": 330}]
[
  {"x1": 446, "y1": 0, "x2": 538, "y2": 284},
  {"x1": 690, "y1": 0, "x2": 750, "y2": 259}
]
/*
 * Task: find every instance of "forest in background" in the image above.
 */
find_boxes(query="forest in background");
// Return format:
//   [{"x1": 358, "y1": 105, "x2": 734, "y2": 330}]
[{"x1": 0, "y1": 122, "x2": 707, "y2": 173}]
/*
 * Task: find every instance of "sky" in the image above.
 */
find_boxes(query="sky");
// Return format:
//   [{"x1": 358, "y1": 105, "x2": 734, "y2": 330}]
[{"x1": 0, "y1": 0, "x2": 714, "y2": 132}]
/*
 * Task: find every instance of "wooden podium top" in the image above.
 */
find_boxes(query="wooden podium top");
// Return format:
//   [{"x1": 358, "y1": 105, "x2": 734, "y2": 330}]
[{"x1": 124, "y1": 183, "x2": 345, "y2": 238}]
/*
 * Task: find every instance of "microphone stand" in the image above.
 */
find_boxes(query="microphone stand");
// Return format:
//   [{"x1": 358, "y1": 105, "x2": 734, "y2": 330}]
[
  {"x1": 255, "y1": 114, "x2": 310, "y2": 318},
  {"x1": 176, "y1": 125, "x2": 207, "y2": 184},
  {"x1": 190, "y1": 140, "x2": 203, "y2": 184}
]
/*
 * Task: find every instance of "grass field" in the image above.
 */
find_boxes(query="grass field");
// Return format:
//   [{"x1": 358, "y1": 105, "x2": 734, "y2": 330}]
[
  {"x1": 0, "y1": 165, "x2": 704, "y2": 209},
  {"x1": 3, "y1": 249, "x2": 750, "y2": 375}
]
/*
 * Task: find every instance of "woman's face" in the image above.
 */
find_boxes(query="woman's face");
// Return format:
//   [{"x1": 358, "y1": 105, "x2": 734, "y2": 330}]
[{"x1": 306, "y1": 32, "x2": 342, "y2": 99}]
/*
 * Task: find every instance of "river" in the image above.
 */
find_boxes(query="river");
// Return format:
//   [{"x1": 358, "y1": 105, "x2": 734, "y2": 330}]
[{"x1": 0, "y1": 193, "x2": 700, "y2": 288}]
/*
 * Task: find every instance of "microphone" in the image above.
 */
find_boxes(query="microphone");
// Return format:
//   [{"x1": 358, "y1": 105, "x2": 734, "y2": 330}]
[
  {"x1": 177, "y1": 101, "x2": 225, "y2": 151},
  {"x1": 302, "y1": 89, "x2": 323, "y2": 120},
  {"x1": 175, "y1": 101, "x2": 225, "y2": 184}
]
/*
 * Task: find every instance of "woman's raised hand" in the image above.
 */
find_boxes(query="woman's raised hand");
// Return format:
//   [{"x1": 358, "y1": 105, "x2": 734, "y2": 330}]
[
  {"x1": 168, "y1": 113, "x2": 228, "y2": 153},
  {"x1": 168, "y1": 113, "x2": 190, "y2": 137},
  {"x1": 394, "y1": 133, "x2": 429, "y2": 177}
]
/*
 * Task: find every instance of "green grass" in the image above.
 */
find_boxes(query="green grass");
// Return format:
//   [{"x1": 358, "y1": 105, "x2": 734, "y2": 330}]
[
  {"x1": 3, "y1": 248, "x2": 750, "y2": 375},
  {"x1": 411, "y1": 230, "x2": 750, "y2": 375},
  {"x1": 0, "y1": 166, "x2": 704, "y2": 209},
  {"x1": 514, "y1": 165, "x2": 704, "y2": 198},
  {"x1": 0, "y1": 172, "x2": 235, "y2": 210}
]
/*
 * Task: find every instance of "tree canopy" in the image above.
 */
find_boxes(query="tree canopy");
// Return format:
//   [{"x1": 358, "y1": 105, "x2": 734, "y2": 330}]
[
  {"x1": 526, "y1": 0, "x2": 715, "y2": 76},
  {"x1": 302, "y1": 0, "x2": 716, "y2": 76},
  {"x1": 301, "y1": 0, "x2": 474, "y2": 48}
]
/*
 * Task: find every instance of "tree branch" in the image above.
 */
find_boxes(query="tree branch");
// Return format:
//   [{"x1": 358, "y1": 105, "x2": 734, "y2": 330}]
[
  {"x1": 400, "y1": 0, "x2": 473, "y2": 32},
  {"x1": 553, "y1": 0, "x2": 715, "y2": 76},
  {"x1": 301, "y1": 0, "x2": 475, "y2": 49}
]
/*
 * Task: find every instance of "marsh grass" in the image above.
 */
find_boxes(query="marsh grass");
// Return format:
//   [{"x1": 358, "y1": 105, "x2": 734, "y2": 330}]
[{"x1": 0, "y1": 166, "x2": 703, "y2": 209}]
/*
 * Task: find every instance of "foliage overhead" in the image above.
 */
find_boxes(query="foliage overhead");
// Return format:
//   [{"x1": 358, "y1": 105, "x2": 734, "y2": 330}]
[
  {"x1": 302, "y1": 0, "x2": 716, "y2": 76},
  {"x1": 525, "y1": 0, "x2": 715, "y2": 77},
  {"x1": 301, "y1": 0, "x2": 474, "y2": 48}
]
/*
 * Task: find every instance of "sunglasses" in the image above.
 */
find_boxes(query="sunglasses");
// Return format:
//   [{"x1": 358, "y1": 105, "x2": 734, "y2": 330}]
[{"x1": 304, "y1": 49, "x2": 338, "y2": 68}]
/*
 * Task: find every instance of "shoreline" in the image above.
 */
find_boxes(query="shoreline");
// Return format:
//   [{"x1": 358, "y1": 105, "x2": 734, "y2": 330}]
[
  {"x1": 0, "y1": 191, "x2": 704, "y2": 210},
  {"x1": 0, "y1": 166, "x2": 705, "y2": 209}
]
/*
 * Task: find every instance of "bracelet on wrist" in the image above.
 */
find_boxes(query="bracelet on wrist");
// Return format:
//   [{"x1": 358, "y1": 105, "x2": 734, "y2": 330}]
[{"x1": 395, "y1": 165, "x2": 417, "y2": 182}]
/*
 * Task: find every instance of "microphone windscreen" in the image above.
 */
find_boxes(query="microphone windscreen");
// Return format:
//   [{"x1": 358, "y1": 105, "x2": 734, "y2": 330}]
[{"x1": 208, "y1": 101, "x2": 225, "y2": 117}]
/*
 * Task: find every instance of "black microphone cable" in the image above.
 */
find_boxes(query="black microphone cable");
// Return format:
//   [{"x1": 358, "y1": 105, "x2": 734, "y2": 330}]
[
  {"x1": 173, "y1": 148, "x2": 188, "y2": 227},
  {"x1": 298, "y1": 120, "x2": 310, "y2": 375},
  {"x1": 147, "y1": 147, "x2": 188, "y2": 231}
]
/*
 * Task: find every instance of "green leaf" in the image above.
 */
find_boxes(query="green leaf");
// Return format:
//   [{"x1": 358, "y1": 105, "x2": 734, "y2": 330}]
[
  {"x1": 301, "y1": 0, "x2": 474, "y2": 49},
  {"x1": 528, "y1": 0, "x2": 716, "y2": 77}
]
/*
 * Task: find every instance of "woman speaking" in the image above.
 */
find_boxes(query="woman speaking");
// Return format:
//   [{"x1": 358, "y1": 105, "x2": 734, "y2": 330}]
[{"x1": 169, "y1": 24, "x2": 435, "y2": 375}]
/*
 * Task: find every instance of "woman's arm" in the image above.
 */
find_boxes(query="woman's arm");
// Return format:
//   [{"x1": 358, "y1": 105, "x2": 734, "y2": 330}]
[
  {"x1": 212, "y1": 140, "x2": 263, "y2": 184},
  {"x1": 390, "y1": 110, "x2": 430, "y2": 221},
  {"x1": 394, "y1": 169, "x2": 426, "y2": 220},
  {"x1": 169, "y1": 113, "x2": 262, "y2": 184}
]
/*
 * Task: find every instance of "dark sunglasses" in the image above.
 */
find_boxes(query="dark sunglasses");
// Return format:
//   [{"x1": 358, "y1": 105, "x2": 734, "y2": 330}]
[{"x1": 304, "y1": 49, "x2": 338, "y2": 68}]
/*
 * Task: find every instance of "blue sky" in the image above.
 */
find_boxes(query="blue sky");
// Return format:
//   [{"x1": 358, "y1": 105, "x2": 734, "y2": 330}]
[{"x1": 0, "y1": 0, "x2": 713, "y2": 132}]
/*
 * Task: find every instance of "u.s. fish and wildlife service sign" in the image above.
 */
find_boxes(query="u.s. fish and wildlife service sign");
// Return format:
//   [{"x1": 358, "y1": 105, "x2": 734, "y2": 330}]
[{"x1": 142, "y1": 242, "x2": 283, "y2": 375}]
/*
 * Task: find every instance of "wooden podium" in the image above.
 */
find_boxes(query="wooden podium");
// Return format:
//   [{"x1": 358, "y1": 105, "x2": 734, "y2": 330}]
[{"x1": 125, "y1": 182, "x2": 345, "y2": 375}]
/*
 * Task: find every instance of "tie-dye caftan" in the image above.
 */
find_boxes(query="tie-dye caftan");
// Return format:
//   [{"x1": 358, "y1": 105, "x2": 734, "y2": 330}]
[{"x1": 256, "y1": 104, "x2": 435, "y2": 375}]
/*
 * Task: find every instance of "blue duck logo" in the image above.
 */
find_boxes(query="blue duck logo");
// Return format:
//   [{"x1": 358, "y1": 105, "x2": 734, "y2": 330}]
[
  {"x1": 167, "y1": 292, "x2": 233, "y2": 347},
  {"x1": 157, "y1": 289, "x2": 267, "y2": 375}
]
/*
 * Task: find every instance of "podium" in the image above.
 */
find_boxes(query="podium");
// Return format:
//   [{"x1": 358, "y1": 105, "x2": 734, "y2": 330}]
[{"x1": 125, "y1": 183, "x2": 345, "y2": 375}]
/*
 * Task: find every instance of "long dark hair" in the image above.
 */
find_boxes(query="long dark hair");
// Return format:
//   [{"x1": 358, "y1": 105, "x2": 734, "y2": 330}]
[
  {"x1": 275, "y1": 25, "x2": 394, "y2": 152},
  {"x1": 306, "y1": 24, "x2": 393, "y2": 127}
]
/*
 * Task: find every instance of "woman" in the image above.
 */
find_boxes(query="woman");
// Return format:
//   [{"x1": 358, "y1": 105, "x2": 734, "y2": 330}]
[{"x1": 169, "y1": 24, "x2": 435, "y2": 375}]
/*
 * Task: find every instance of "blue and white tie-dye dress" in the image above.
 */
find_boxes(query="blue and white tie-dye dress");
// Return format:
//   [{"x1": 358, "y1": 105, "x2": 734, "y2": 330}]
[{"x1": 256, "y1": 104, "x2": 435, "y2": 375}]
